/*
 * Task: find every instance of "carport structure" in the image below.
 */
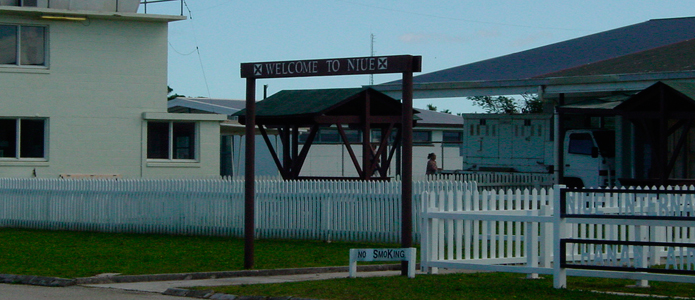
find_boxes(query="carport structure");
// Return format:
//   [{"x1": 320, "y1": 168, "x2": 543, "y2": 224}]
[
  {"x1": 376, "y1": 17, "x2": 695, "y2": 185},
  {"x1": 235, "y1": 87, "x2": 418, "y2": 180},
  {"x1": 556, "y1": 81, "x2": 695, "y2": 186}
]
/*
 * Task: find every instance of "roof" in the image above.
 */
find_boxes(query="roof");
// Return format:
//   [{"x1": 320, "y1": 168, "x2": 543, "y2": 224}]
[
  {"x1": 234, "y1": 87, "x2": 411, "y2": 119},
  {"x1": 556, "y1": 81, "x2": 695, "y2": 114},
  {"x1": 413, "y1": 109, "x2": 462, "y2": 127},
  {"x1": 169, "y1": 95, "x2": 466, "y2": 129},
  {"x1": 615, "y1": 81, "x2": 695, "y2": 112},
  {"x1": 168, "y1": 97, "x2": 245, "y2": 116},
  {"x1": 662, "y1": 80, "x2": 695, "y2": 99},
  {"x1": 540, "y1": 38, "x2": 695, "y2": 78},
  {"x1": 558, "y1": 94, "x2": 633, "y2": 111},
  {"x1": 0, "y1": 6, "x2": 186, "y2": 22},
  {"x1": 377, "y1": 17, "x2": 695, "y2": 97},
  {"x1": 235, "y1": 88, "x2": 369, "y2": 118},
  {"x1": 415, "y1": 17, "x2": 695, "y2": 83}
]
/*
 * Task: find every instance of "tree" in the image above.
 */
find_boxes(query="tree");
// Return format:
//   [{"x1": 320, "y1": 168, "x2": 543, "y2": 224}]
[
  {"x1": 426, "y1": 104, "x2": 453, "y2": 114},
  {"x1": 167, "y1": 86, "x2": 185, "y2": 101},
  {"x1": 469, "y1": 94, "x2": 542, "y2": 114},
  {"x1": 520, "y1": 94, "x2": 543, "y2": 114}
]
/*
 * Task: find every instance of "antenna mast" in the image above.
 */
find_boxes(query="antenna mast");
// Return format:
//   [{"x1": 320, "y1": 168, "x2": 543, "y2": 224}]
[{"x1": 369, "y1": 33, "x2": 375, "y2": 85}]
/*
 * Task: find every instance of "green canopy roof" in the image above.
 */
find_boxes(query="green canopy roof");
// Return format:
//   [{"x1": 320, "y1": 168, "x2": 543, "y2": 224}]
[
  {"x1": 234, "y1": 87, "x2": 419, "y2": 125},
  {"x1": 236, "y1": 88, "x2": 367, "y2": 118}
]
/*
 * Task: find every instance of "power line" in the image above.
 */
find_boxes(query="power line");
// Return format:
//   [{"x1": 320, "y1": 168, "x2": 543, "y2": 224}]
[
  {"x1": 332, "y1": 0, "x2": 593, "y2": 32},
  {"x1": 168, "y1": 42, "x2": 196, "y2": 56},
  {"x1": 178, "y1": 0, "x2": 212, "y2": 98}
]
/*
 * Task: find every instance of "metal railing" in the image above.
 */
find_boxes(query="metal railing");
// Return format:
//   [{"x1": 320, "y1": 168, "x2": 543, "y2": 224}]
[{"x1": 141, "y1": 0, "x2": 183, "y2": 16}]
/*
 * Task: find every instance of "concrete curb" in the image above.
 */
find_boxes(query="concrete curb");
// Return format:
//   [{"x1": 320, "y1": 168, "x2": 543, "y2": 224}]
[
  {"x1": 0, "y1": 274, "x2": 76, "y2": 287},
  {"x1": 74, "y1": 264, "x2": 402, "y2": 285},
  {"x1": 0, "y1": 264, "x2": 402, "y2": 289},
  {"x1": 163, "y1": 287, "x2": 321, "y2": 300}
]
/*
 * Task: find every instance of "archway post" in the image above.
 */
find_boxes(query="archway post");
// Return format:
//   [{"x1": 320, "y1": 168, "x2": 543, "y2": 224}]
[{"x1": 241, "y1": 55, "x2": 421, "y2": 272}]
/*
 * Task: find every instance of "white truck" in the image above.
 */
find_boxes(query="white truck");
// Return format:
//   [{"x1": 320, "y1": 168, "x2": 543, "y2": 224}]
[{"x1": 460, "y1": 114, "x2": 616, "y2": 188}]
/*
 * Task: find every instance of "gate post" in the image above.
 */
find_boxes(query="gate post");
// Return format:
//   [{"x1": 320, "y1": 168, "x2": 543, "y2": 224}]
[{"x1": 553, "y1": 185, "x2": 567, "y2": 288}]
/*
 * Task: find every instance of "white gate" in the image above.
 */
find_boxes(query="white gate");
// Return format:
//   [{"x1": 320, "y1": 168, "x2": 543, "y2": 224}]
[{"x1": 420, "y1": 185, "x2": 695, "y2": 288}]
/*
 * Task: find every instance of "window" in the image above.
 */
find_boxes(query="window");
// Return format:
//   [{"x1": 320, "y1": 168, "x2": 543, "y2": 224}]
[
  {"x1": 442, "y1": 131, "x2": 462, "y2": 147},
  {"x1": 0, "y1": 118, "x2": 46, "y2": 159},
  {"x1": 299, "y1": 128, "x2": 362, "y2": 144},
  {"x1": 2, "y1": 0, "x2": 38, "y2": 6},
  {"x1": 0, "y1": 24, "x2": 47, "y2": 67},
  {"x1": 318, "y1": 129, "x2": 340, "y2": 143},
  {"x1": 413, "y1": 130, "x2": 432, "y2": 144},
  {"x1": 371, "y1": 129, "x2": 397, "y2": 144},
  {"x1": 147, "y1": 121, "x2": 196, "y2": 160},
  {"x1": 567, "y1": 133, "x2": 594, "y2": 155}
]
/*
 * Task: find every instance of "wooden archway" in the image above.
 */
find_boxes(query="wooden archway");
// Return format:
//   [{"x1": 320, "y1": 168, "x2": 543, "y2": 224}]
[{"x1": 236, "y1": 87, "x2": 417, "y2": 180}]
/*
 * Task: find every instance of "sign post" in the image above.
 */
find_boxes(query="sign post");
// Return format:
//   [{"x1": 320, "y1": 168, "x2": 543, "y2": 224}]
[{"x1": 241, "y1": 55, "x2": 421, "y2": 272}]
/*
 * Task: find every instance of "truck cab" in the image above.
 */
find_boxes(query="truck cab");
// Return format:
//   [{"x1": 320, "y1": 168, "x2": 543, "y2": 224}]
[{"x1": 563, "y1": 129, "x2": 616, "y2": 188}]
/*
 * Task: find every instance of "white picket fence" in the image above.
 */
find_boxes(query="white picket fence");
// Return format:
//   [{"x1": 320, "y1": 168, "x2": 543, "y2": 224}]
[
  {"x1": 420, "y1": 185, "x2": 695, "y2": 287},
  {"x1": 415, "y1": 172, "x2": 554, "y2": 190},
  {"x1": 421, "y1": 187, "x2": 554, "y2": 274},
  {"x1": 0, "y1": 177, "x2": 478, "y2": 243}
]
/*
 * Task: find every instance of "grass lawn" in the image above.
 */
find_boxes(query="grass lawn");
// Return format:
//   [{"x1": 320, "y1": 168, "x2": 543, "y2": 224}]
[
  {"x1": 0, "y1": 228, "x2": 397, "y2": 278},
  {"x1": 1, "y1": 228, "x2": 694, "y2": 299},
  {"x1": 203, "y1": 272, "x2": 695, "y2": 300}
]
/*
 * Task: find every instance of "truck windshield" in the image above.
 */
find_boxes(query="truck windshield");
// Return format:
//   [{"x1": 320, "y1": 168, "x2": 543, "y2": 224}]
[
  {"x1": 568, "y1": 133, "x2": 594, "y2": 155},
  {"x1": 567, "y1": 131, "x2": 615, "y2": 158},
  {"x1": 592, "y1": 131, "x2": 615, "y2": 158}
]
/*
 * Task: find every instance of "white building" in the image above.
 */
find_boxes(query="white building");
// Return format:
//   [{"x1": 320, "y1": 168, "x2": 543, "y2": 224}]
[{"x1": 0, "y1": 0, "x2": 225, "y2": 178}]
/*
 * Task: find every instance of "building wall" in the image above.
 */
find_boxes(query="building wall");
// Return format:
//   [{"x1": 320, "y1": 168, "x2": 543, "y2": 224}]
[
  {"x1": 299, "y1": 129, "x2": 464, "y2": 178},
  {"x1": 0, "y1": 13, "x2": 221, "y2": 178}
]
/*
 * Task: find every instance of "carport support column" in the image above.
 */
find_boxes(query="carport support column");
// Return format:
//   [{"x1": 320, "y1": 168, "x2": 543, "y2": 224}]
[
  {"x1": 401, "y1": 70, "x2": 414, "y2": 276},
  {"x1": 244, "y1": 78, "x2": 256, "y2": 269}
]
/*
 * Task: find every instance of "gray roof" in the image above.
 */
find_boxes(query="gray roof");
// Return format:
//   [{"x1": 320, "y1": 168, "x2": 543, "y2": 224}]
[
  {"x1": 168, "y1": 96, "x2": 460, "y2": 128},
  {"x1": 413, "y1": 109, "x2": 462, "y2": 127},
  {"x1": 377, "y1": 17, "x2": 695, "y2": 97},
  {"x1": 410, "y1": 17, "x2": 695, "y2": 84},
  {"x1": 168, "y1": 97, "x2": 246, "y2": 115}
]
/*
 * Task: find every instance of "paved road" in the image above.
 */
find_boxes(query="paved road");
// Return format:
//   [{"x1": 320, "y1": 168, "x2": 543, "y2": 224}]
[
  {"x1": 1, "y1": 269, "x2": 469, "y2": 299},
  {"x1": 85, "y1": 270, "x2": 404, "y2": 294},
  {"x1": 0, "y1": 284, "x2": 182, "y2": 300}
]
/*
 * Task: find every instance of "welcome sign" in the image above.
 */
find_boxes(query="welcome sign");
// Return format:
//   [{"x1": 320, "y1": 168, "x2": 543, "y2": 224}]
[{"x1": 241, "y1": 55, "x2": 421, "y2": 78}]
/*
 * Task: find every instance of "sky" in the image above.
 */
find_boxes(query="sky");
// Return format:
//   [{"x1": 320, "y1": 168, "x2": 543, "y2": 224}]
[{"x1": 140, "y1": 0, "x2": 695, "y2": 114}]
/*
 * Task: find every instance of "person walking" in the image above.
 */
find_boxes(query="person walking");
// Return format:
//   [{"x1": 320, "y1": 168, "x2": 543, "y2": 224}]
[{"x1": 426, "y1": 153, "x2": 439, "y2": 175}]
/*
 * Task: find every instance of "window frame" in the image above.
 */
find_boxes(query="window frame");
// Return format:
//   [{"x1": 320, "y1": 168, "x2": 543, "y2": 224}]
[
  {"x1": 567, "y1": 133, "x2": 595, "y2": 155},
  {"x1": 0, "y1": 117, "x2": 48, "y2": 161},
  {"x1": 442, "y1": 130, "x2": 463, "y2": 147},
  {"x1": 146, "y1": 121, "x2": 198, "y2": 161},
  {"x1": 299, "y1": 128, "x2": 362, "y2": 144},
  {"x1": 0, "y1": 23, "x2": 48, "y2": 69},
  {"x1": 413, "y1": 130, "x2": 433, "y2": 145},
  {"x1": 2, "y1": 1, "x2": 39, "y2": 6}
]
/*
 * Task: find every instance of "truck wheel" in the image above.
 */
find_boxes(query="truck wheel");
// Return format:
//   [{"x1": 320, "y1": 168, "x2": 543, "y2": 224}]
[{"x1": 563, "y1": 177, "x2": 584, "y2": 189}]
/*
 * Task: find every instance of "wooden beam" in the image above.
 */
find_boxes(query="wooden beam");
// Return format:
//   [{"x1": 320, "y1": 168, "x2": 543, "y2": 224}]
[
  {"x1": 362, "y1": 92, "x2": 372, "y2": 179},
  {"x1": 666, "y1": 119, "x2": 693, "y2": 178},
  {"x1": 258, "y1": 125, "x2": 288, "y2": 179},
  {"x1": 292, "y1": 124, "x2": 319, "y2": 178},
  {"x1": 336, "y1": 124, "x2": 364, "y2": 177},
  {"x1": 244, "y1": 77, "x2": 256, "y2": 269}
]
